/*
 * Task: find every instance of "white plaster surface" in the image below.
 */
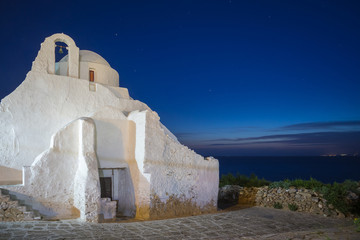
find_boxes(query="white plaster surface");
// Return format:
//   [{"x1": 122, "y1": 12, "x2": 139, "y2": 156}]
[
  {"x1": 144, "y1": 111, "x2": 219, "y2": 209},
  {"x1": 0, "y1": 71, "x2": 149, "y2": 170},
  {"x1": 2, "y1": 118, "x2": 100, "y2": 221},
  {"x1": 80, "y1": 61, "x2": 119, "y2": 87},
  {"x1": 58, "y1": 50, "x2": 119, "y2": 87}
]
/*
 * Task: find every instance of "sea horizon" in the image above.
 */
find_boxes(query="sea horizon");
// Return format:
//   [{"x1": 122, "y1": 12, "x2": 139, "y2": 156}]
[{"x1": 216, "y1": 155, "x2": 360, "y2": 184}]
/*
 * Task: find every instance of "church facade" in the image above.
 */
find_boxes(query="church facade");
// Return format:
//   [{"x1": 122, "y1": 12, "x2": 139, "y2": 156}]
[{"x1": 0, "y1": 33, "x2": 219, "y2": 222}]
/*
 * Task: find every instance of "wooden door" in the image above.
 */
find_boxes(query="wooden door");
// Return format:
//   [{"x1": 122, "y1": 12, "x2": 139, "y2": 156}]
[{"x1": 89, "y1": 70, "x2": 94, "y2": 82}]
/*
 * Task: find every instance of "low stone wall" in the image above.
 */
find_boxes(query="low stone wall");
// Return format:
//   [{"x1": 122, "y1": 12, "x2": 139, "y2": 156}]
[
  {"x1": 255, "y1": 187, "x2": 345, "y2": 218},
  {"x1": 218, "y1": 185, "x2": 352, "y2": 218}
]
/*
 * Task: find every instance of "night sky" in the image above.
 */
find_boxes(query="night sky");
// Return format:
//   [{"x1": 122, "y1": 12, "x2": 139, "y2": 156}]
[{"x1": 1, "y1": 0, "x2": 359, "y2": 156}]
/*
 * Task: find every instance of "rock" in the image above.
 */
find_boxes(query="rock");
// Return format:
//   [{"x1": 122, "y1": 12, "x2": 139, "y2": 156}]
[
  {"x1": 218, "y1": 185, "x2": 243, "y2": 208},
  {"x1": 10, "y1": 208, "x2": 22, "y2": 215},
  {"x1": 328, "y1": 204, "x2": 334, "y2": 209},
  {"x1": 346, "y1": 191, "x2": 358, "y2": 201},
  {"x1": 312, "y1": 197, "x2": 319, "y2": 203},
  {"x1": 299, "y1": 192, "x2": 311, "y2": 198},
  {"x1": 288, "y1": 188, "x2": 297, "y2": 194},
  {"x1": 0, "y1": 202, "x2": 8, "y2": 209},
  {"x1": 336, "y1": 210, "x2": 345, "y2": 218}
]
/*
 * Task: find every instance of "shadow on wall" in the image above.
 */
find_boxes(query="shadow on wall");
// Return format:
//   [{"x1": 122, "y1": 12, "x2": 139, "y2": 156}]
[
  {"x1": 95, "y1": 117, "x2": 137, "y2": 218},
  {"x1": 0, "y1": 166, "x2": 22, "y2": 185}
]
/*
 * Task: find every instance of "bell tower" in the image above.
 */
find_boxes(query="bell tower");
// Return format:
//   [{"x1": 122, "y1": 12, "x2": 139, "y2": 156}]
[{"x1": 31, "y1": 33, "x2": 79, "y2": 78}]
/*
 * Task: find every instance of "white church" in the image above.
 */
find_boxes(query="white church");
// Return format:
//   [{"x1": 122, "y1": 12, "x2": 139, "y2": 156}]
[{"x1": 0, "y1": 33, "x2": 219, "y2": 222}]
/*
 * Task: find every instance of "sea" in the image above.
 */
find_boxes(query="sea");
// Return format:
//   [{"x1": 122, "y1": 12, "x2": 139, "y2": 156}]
[{"x1": 216, "y1": 156, "x2": 360, "y2": 184}]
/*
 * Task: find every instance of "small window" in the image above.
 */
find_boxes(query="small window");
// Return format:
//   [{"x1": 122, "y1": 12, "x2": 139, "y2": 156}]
[{"x1": 89, "y1": 70, "x2": 95, "y2": 82}]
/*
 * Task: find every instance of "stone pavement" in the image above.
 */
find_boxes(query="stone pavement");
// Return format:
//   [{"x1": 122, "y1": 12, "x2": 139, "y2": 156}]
[{"x1": 0, "y1": 206, "x2": 359, "y2": 239}]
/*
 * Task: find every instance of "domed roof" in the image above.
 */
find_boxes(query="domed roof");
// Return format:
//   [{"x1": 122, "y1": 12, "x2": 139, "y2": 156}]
[{"x1": 60, "y1": 50, "x2": 110, "y2": 67}]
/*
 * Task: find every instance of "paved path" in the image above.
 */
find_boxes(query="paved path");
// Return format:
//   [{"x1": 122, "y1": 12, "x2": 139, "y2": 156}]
[{"x1": 0, "y1": 206, "x2": 359, "y2": 239}]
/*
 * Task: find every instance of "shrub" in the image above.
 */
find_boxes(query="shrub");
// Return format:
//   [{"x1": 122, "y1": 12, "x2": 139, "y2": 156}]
[
  {"x1": 219, "y1": 173, "x2": 270, "y2": 188},
  {"x1": 288, "y1": 203, "x2": 298, "y2": 211},
  {"x1": 270, "y1": 178, "x2": 323, "y2": 190},
  {"x1": 354, "y1": 218, "x2": 360, "y2": 232},
  {"x1": 293, "y1": 178, "x2": 323, "y2": 190},
  {"x1": 321, "y1": 182, "x2": 349, "y2": 214},
  {"x1": 269, "y1": 180, "x2": 291, "y2": 189},
  {"x1": 273, "y1": 202, "x2": 283, "y2": 209},
  {"x1": 219, "y1": 173, "x2": 237, "y2": 187},
  {"x1": 342, "y1": 180, "x2": 360, "y2": 193}
]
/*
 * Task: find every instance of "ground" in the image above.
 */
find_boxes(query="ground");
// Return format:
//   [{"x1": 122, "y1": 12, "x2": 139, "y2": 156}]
[{"x1": 0, "y1": 206, "x2": 359, "y2": 239}]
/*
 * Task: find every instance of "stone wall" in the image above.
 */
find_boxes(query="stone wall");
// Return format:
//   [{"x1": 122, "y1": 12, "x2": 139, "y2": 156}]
[
  {"x1": 255, "y1": 187, "x2": 346, "y2": 218},
  {"x1": 219, "y1": 185, "x2": 350, "y2": 218}
]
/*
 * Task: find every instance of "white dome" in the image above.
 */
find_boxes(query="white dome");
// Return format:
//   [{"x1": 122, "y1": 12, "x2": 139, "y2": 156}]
[{"x1": 60, "y1": 50, "x2": 110, "y2": 67}]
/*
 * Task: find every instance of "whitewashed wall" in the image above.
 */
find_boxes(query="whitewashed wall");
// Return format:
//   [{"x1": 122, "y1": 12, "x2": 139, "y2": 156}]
[
  {"x1": 0, "y1": 33, "x2": 219, "y2": 221},
  {"x1": 32, "y1": 33, "x2": 79, "y2": 78},
  {"x1": 3, "y1": 118, "x2": 100, "y2": 222},
  {"x1": 144, "y1": 111, "x2": 219, "y2": 218},
  {"x1": 0, "y1": 71, "x2": 150, "y2": 170},
  {"x1": 80, "y1": 62, "x2": 119, "y2": 87}
]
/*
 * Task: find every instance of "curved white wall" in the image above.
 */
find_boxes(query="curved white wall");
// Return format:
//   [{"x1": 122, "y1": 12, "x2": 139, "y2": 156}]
[
  {"x1": 80, "y1": 62, "x2": 119, "y2": 87},
  {"x1": 56, "y1": 61, "x2": 119, "y2": 87}
]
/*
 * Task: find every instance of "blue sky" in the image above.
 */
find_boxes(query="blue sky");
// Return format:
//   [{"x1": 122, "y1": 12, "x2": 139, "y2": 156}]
[{"x1": 0, "y1": 0, "x2": 359, "y2": 156}]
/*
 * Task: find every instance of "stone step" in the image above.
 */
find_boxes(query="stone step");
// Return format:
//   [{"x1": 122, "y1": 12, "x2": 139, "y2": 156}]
[
  {"x1": 23, "y1": 211, "x2": 35, "y2": 221},
  {"x1": 16, "y1": 205, "x2": 27, "y2": 212},
  {"x1": 0, "y1": 195, "x2": 11, "y2": 202},
  {"x1": 0, "y1": 188, "x2": 41, "y2": 221},
  {"x1": 7, "y1": 200, "x2": 19, "y2": 208},
  {"x1": 33, "y1": 213, "x2": 42, "y2": 220}
]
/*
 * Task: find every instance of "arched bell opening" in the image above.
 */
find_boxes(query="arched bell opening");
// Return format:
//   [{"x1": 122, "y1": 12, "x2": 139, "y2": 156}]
[
  {"x1": 31, "y1": 33, "x2": 79, "y2": 78},
  {"x1": 55, "y1": 41, "x2": 69, "y2": 76}
]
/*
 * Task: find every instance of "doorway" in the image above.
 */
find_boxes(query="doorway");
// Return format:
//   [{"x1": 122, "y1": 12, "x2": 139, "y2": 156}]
[
  {"x1": 98, "y1": 168, "x2": 136, "y2": 217},
  {"x1": 100, "y1": 177, "x2": 112, "y2": 199}
]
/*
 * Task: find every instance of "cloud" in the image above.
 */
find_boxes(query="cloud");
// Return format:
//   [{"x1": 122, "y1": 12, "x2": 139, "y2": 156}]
[
  {"x1": 175, "y1": 120, "x2": 360, "y2": 156},
  {"x1": 188, "y1": 131, "x2": 360, "y2": 156},
  {"x1": 281, "y1": 121, "x2": 360, "y2": 131},
  {"x1": 206, "y1": 131, "x2": 360, "y2": 146}
]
